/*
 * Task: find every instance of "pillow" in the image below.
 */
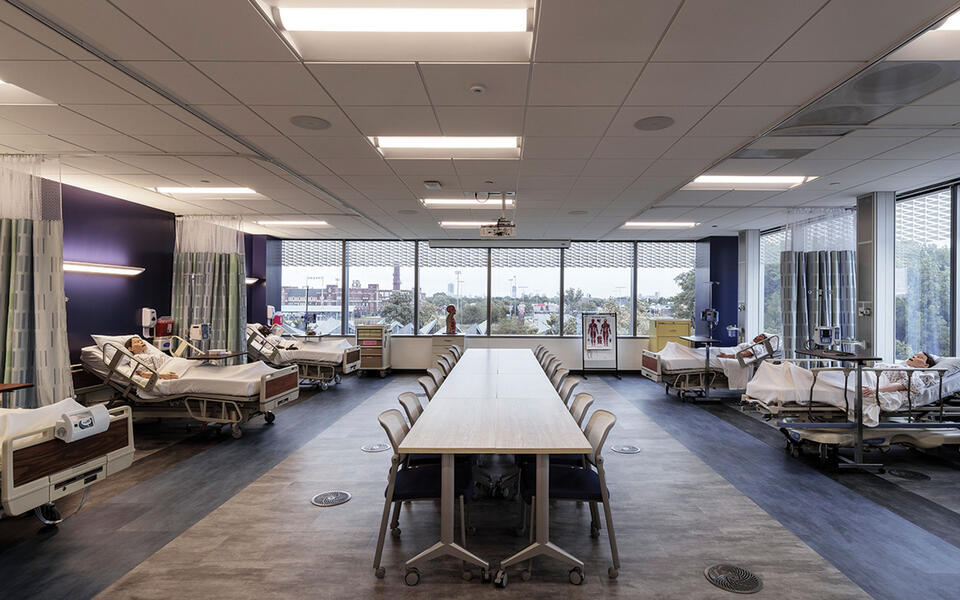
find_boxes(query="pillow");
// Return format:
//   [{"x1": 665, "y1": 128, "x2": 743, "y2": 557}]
[
  {"x1": 934, "y1": 356, "x2": 960, "y2": 375},
  {"x1": 91, "y1": 333, "x2": 137, "y2": 350}
]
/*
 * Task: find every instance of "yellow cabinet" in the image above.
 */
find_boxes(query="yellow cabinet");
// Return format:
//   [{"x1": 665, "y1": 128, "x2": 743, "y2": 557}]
[{"x1": 647, "y1": 318, "x2": 692, "y2": 352}]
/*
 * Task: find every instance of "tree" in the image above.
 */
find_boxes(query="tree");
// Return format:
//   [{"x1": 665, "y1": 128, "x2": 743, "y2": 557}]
[
  {"x1": 418, "y1": 300, "x2": 439, "y2": 331},
  {"x1": 492, "y1": 316, "x2": 538, "y2": 335},
  {"x1": 601, "y1": 299, "x2": 631, "y2": 334},
  {"x1": 379, "y1": 291, "x2": 413, "y2": 325},
  {"x1": 460, "y1": 302, "x2": 485, "y2": 326},
  {"x1": 670, "y1": 269, "x2": 695, "y2": 320},
  {"x1": 895, "y1": 243, "x2": 950, "y2": 359}
]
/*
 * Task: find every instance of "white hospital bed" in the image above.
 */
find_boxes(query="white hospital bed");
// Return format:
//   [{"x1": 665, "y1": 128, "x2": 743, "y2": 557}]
[
  {"x1": 641, "y1": 335, "x2": 780, "y2": 398},
  {"x1": 245, "y1": 324, "x2": 360, "y2": 390},
  {"x1": 1, "y1": 399, "x2": 134, "y2": 523},
  {"x1": 78, "y1": 336, "x2": 298, "y2": 438}
]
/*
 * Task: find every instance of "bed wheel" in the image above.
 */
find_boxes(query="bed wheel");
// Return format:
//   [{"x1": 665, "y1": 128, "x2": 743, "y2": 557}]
[
  {"x1": 264, "y1": 411, "x2": 276, "y2": 424},
  {"x1": 34, "y1": 503, "x2": 63, "y2": 526},
  {"x1": 334, "y1": 374, "x2": 342, "y2": 384},
  {"x1": 375, "y1": 567, "x2": 385, "y2": 579},
  {"x1": 231, "y1": 423, "x2": 243, "y2": 439},
  {"x1": 568, "y1": 567, "x2": 584, "y2": 585},
  {"x1": 379, "y1": 370, "x2": 387, "y2": 378},
  {"x1": 320, "y1": 381, "x2": 329, "y2": 391}
]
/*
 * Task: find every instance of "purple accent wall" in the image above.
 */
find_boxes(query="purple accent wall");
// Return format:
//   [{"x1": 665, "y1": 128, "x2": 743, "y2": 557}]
[
  {"x1": 694, "y1": 236, "x2": 739, "y2": 341},
  {"x1": 62, "y1": 184, "x2": 175, "y2": 362}
]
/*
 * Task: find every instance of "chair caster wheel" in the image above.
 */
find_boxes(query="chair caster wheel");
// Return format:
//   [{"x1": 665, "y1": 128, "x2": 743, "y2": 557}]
[
  {"x1": 481, "y1": 568, "x2": 492, "y2": 584},
  {"x1": 520, "y1": 570, "x2": 531, "y2": 581},
  {"x1": 264, "y1": 411, "x2": 276, "y2": 424},
  {"x1": 608, "y1": 567, "x2": 619, "y2": 579},
  {"x1": 404, "y1": 568, "x2": 420, "y2": 586},
  {"x1": 590, "y1": 525, "x2": 600, "y2": 539},
  {"x1": 391, "y1": 527, "x2": 401, "y2": 538},
  {"x1": 375, "y1": 567, "x2": 385, "y2": 579},
  {"x1": 462, "y1": 570, "x2": 472, "y2": 581},
  {"x1": 569, "y1": 567, "x2": 584, "y2": 585},
  {"x1": 494, "y1": 569, "x2": 507, "y2": 588}
]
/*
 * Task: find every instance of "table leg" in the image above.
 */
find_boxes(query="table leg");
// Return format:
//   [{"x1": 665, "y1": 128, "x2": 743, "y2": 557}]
[
  {"x1": 500, "y1": 454, "x2": 583, "y2": 575},
  {"x1": 404, "y1": 454, "x2": 488, "y2": 573},
  {"x1": 703, "y1": 344, "x2": 711, "y2": 399},
  {"x1": 838, "y1": 361, "x2": 882, "y2": 472}
]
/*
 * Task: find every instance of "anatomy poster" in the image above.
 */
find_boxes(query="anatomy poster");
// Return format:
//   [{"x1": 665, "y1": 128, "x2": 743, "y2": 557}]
[{"x1": 582, "y1": 312, "x2": 618, "y2": 372}]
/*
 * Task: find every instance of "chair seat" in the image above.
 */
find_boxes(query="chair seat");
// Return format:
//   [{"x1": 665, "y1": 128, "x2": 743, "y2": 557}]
[
  {"x1": 519, "y1": 463, "x2": 605, "y2": 503},
  {"x1": 389, "y1": 463, "x2": 473, "y2": 501}
]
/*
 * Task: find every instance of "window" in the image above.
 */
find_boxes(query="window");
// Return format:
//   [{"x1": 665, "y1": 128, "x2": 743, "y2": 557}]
[
  {"x1": 636, "y1": 242, "x2": 695, "y2": 335},
  {"x1": 417, "y1": 243, "x2": 488, "y2": 335},
  {"x1": 760, "y1": 229, "x2": 786, "y2": 336},
  {"x1": 279, "y1": 240, "x2": 342, "y2": 334},
  {"x1": 562, "y1": 242, "x2": 632, "y2": 335},
  {"x1": 490, "y1": 248, "x2": 560, "y2": 335},
  {"x1": 346, "y1": 241, "x2": 416, "y2": 334},
  {"x1": 895, "y1": 189, "x2": 952, "y2": 359}
]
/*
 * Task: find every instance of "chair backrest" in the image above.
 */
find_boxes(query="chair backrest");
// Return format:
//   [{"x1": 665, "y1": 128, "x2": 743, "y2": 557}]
[
  {"x1": 418, "y1": 376, "x2": 438, "y2": 400},
  {"x1": 435, "y1": 355, "x2": 450, "y2": 374},
  {"x1": 551, "y1": 367, "x2": 569, "y2": 390},
  {"x1": 449, "y1": 345, "x2": 462, "y2": 359},
  {"x1": 558, "y1": 376, "x2": 580, "y2": 406},
  {"x1": 545, "y1": 358, "x2": 561, "y2": 379},
  {"x1": 398, "y1": 392, "x2": 423, "y2": 426},
  {"x1": 444, "y1": 350, "x2": 458, "y2": 365},
  {"x1": 378, "y1": 409, "x2": 409, "y2": 455},
  {"x1": 426, "y1": 367, "x2": 444, "y2": 386},
  {"x1": 583, "y1": 409, "x2": 616, "y2": 466},
  {"x1": 540, "y1": 352, "x2": 553, "y2": 368},
  {"x1": 569, "y1": 392, "x2": 594, "y2": 426},
  {"x1": 534, "y1": 345, "x2": 545, "y2": 359}
]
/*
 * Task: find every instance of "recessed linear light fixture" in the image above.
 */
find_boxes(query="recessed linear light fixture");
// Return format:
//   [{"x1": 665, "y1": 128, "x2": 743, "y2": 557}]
[
  {"x1": 422, "y1": 198, "x2": 515, "y2": 209},
  {"x1": 621, "y1": 222, "x2": 699, "y2": 229},
  {"x1": 255, "y1": 220, "x2": 330, "y2": 227},
  {"x1": 439, "y1": 220, "x2": 497, "y2": 229},
  {"x1": 684, "y1": 175, "x2": 817, "y2": 191},
  {"x1": 64, "y1": 261, "x2": 144, "y2": 276},
  {"x1": 275, "y1": 7, "x2": 530, "y2": 33},
  {"x1": 370, "y1": 136, "x2": 521, "y2": 159},
  {"x1": 156, "y1": 187, "x2": 257, "y2": 195}
]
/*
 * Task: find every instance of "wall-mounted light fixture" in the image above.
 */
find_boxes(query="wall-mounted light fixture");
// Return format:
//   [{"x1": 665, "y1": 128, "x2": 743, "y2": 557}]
[
  {"x1": 245, "y1": 277, "x2": 261, "y2": 285},
  {"x1": 63, "y1": 261, "x2": 145, "y2": 276}
]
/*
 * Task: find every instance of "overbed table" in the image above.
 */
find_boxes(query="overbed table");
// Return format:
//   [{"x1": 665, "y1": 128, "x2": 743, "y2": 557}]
[
  {"x1": 398, "y1": 348, "x2": 592, "y2": 585},
  {"x1": 680, "y1": 335, "x2": 719, "y2": 399},
  {"x1": 0, "y1": 383, "x2": 33, "y2": 393}
]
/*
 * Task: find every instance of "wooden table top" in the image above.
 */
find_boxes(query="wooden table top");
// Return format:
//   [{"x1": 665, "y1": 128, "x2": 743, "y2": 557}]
[
  {"x1": 680, "y1": 335, "x2": 720, "y2": 344},
  {"x1": 795, "y1": 348, "x2": 881, "y2": 363},
  {"x1": 186, "y1": 351, "x2": 248, "y2": 361},
  {"x1": 0, "y1": 382, "x2": 33, "y2": 393},
  {"x1": 400, "y1": 349, "x2": 592, "y2": 455}
]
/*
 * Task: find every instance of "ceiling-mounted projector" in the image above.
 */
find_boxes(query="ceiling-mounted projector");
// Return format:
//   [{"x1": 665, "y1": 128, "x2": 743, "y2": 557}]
[{"x1": 481, "y1": 216, "x2": 516, "y2": 238}]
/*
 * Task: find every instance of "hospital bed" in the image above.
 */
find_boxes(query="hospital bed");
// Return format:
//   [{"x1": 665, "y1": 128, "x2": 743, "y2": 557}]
[
  {"x1": 1, "y1": 398, "x2": 134, "y2": 523},
  {"x1": 245, "y1": 324, "x2": 360, "y2": 390},
  {"x1": 641, "y1": 335, "x2": 780, "y2": 399},
  {"x1": 78, "y1": 336, "x2": 298, "y2": 438}
]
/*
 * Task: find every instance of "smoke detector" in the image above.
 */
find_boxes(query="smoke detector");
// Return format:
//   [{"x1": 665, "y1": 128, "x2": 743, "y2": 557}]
[
  {"x1": 423, "y1": 181, "x2": 442, "y2": 190},
  {"x1": 469, "y1": 83, "x2": 487, "y2": 95},
  {"x1": 290, "y1": 115, "x2": 331, "y2": 130}
]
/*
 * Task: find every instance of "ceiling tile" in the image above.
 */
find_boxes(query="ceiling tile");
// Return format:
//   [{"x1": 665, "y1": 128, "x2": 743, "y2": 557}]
[
  {"x1": 656, "y1": 190, "x2": 728, "y2": 206},
  {"x1": 0, "y1": 106, "x2": 117, "y2": 134},
  {"x1": 801, "y1": 136, "x2": 915, "y2": 160},
  {"x1": 686, "y1": 106, "x2": 793, "y2": 137},
  {"x1": 66, "y1": 104, "x2": 199, "y2": 135},
  {"x1": 872, "y1": 136, "x2": 960, "y2": 159},
  {"x1": 705, "y1": 158, "x2": 792, "y2": 175},
  {"x1": 643, "y1": 158, "x2": 713, "y2": 177},
  {"x1": 0, "y1": 60, "x2": 141, "y2": 104},
  {"x1": 123, "y1": 61, "x2": 235, "y2": 104},
  {"x1": 342, "y1": 106, "x2": 440, "y2": 136},
  {"x1": 661, "y1": 136, "x2": 748, "y2": 160},
  {"x1": 0, "y1": 134, "x2": 85, "y2": 152},
  {"x1": 653, "y1": 0, "x2": 821, "y2": 61},
  {"x1": 318, "y1": 158, "x2": 392, "y2": 177},
  {"x1": 871, "y1": 105, "x2": 960, "y2": 126},
  {"x1": 420, "y1": 63, "x2": 529, "y2": 106},
  {"x1": 305, "y1": 63, "x2": 428, "y2": 106},
  {"x1": 194, "y1": 62, "x2": 334, "y2": 106},
  {"x1": 248, "y1": 105, "x2": 359, "y2": 137},
  {"x1": 0, "y1": 20, "x2": 65, "y2": 59},
  {"x1": 523, "y1": 107, "x2": 617, "y2": 137},
  {"x1": 434, "y1": 106, "x2": 523, "y2": 135},
  {"x1": 580, "y1": 159, "x2": 654, "y2": 177},
  {"x1": 195, "y1": 105, "x2": 277, "y2": 136},
  {"x1": 133, "y1": 135, "x2": 233, "y2": 153},
  {"x1": 607, "y1": 105, "x2": 711, "y2": 137},
  {"x1": 592, "y1": 136, "x2": 677, "y2": 159},
  {"x1": 528, "y1": 62, "x2": 642, "y2": 106},
  {"x1": 535, "y1": 0, "x2": 682, "y2": 62},
  {"x1": 722, "y1": 62, "x2": 861, "y2": 107},
  {"x1": 56, "y1": 134, "x2": 157, "y2": 152},
  {"x1": 294, "y1": 136, "x2": 379, "y2": 159},
  {"x1": 768, "y1": 159, "x2": 859, "y2": 176},
  {"x1": 386, "y1": 159, "x2": 456, "y2": 176},
  {"x1": 519, "y1": 159, "x2": 586, "y2": 177},
  {"x1": 625, "y1": 62, "x2": 757, "y2": 106},
  {"x1": 454, "y1": 159, "x2": 519, "y2": 177},
  {"x1": 522, "y1": 137, "x2": 599, "y2": 159}
]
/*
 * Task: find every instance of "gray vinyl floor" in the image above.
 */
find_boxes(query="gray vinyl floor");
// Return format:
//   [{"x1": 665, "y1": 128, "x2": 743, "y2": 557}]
[{"x1": 92, "y1": 375, "x2": 870, "y2": 599}]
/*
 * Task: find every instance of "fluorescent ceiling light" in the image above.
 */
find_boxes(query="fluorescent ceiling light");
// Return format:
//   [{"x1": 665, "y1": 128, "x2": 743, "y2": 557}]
[
  {"x1": 255, "y1": 220, "x2": 330, "y2": 227},
  {"x1": 373, "y1": 137, "x2": 518, "y2": 149},
  {"x1": 276, "y1": 7, "x2": 529, "y2": 33},
  {"x1": 621, "y1": 222, "x2": 699, "y2": 229},
  {"x1": 439, "y1": 221, "x2": 497, "y2": 229},
  {"x1": 245, "y1": 277, "x2": 260, "y2": 285},
  {"x1": 64, "y1": 261, "x2": 144, "y2": 276},
  {"x1": 156, "y1": 187, "x2": 256, "y2": 195},
  {"x1": 938, "y1": 11, "x2": 960, "y2": 29},
  {"x1": 685, "y1": 175, "x2": 817, "y2": 190},
  {"x1": 422, "y1": 198, "x2": 515, "y2": 209}
]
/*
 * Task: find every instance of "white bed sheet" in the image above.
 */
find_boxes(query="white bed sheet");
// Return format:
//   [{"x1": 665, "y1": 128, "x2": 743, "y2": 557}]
[
  {"x1": 745, "y1": 360, "x2": 960, "y2": 426},
  {"x1": 81, "y1": 345, "x2": 278, "y2": 400},
  {"x1": 246, "y1": 325, "x2": 351, "y2": 364},
  {"x1": 657, "y1": 342, "x2": 754, "y2": 389}
]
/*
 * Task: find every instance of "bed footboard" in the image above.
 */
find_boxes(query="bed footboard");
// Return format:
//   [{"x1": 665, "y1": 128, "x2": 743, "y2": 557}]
[
  {"x1": 1, "y1": 405, "x2": 134, "y2": 517},
  {"x1": 261, "y1": 365, "x2": 299, "y2": 411},
  {"x1": 343, "y1": 346, "x2": 361, "y2": 374},
  {"x1": 640, "y1": 349, "x2": 663, "y2": 382}
]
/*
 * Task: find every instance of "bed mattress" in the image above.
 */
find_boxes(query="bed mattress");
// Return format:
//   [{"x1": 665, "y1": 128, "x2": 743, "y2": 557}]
[
  {"x1": 81, "y1": 345, "x2": 278, "y2": 400},
  {"x1": 274, "y1": 338, "x2": 352, "y2": 364},
  {"x1": 657, "y1": 342, "x2": 754, "y2": 388}
]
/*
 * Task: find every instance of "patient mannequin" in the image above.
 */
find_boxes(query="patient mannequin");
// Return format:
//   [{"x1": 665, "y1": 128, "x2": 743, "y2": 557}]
[
  {"x1": 258, "y1": 325, "x2": 298, "y2": 349},
  {"x1": 863, "y1": 352, "x2": 937, "y2": 396},
  {"x1": 717, "y1": 333, "x2": 768, "y2": 359},
  {"x1": 124, "y1": 337, "x2": 179, "y2": 380}
]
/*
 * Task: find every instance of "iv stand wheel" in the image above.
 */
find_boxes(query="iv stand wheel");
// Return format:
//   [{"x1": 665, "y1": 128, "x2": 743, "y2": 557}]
[
  {"x1": 404, "y1": 568, "x2": 421, "y2": 586},
  {"x1": 374, "y1": 567, "x2": 385, "y2": 579},
  {"x1": 608, "y1": 566, "x2": 619, "y2": 579}
]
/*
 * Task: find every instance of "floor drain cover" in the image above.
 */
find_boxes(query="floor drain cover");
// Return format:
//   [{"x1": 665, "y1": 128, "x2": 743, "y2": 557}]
[
  {"x1": 361, "y1": 442, "x2": 390, "y2": 452},
  {"x1": 311, "y1": 491, "x2": 352, "y2": 507},
  {"x1": 887, "y1": 468, "x2": 930, "y2": 481},
  {"x1": 611, "y1": 445, "x2": 641, "y2": 454},
  {"x1": 704, "y1": 564, "x2": 763, "y2": 594}
]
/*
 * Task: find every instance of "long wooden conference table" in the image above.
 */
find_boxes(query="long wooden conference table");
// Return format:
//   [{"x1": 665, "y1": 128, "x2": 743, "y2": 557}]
[{"x1": 399, "y1": 348, "x2": 592, "y2": 585}]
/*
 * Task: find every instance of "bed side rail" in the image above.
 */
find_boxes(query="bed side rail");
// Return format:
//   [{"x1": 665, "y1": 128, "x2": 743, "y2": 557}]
[
  {"x1": 735, "y1": 334, "x2": 782, "y2": 368},
  {"x1": 169, "y1": 335, "x2": 202, "y2": 358},
  {"x1": 245, "y1": 329, "x2": 282, "y2": 364},
  {"x1": 101, "y1": 342, "x2": 159, "y2": 393}
]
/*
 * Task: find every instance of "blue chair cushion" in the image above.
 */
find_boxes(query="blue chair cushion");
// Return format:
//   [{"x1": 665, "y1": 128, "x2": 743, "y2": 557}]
[
  {"x1": 519, "y1": 463, "x2": 605, "y2": 503},
  {"x1": 389, "y1": 463, "x2": 473, "y2": 502}
]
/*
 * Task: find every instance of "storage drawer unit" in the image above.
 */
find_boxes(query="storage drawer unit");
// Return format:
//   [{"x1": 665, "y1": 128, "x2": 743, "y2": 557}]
[
  {"x1": 356, "y1": 325, "x2": 391, "y2": 376},
  {"x1": 431, "y1": 334, "x2": 464, "y2": 363},
  {"x1": 647, "y1": 318, "x2": 692, "y2": 352}
]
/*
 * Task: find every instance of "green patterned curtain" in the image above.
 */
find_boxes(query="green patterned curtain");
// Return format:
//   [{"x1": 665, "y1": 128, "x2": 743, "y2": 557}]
[
  {"x1": 0, "y1": 156, "x2": 73, "y2": 408},
  {"x1": 171, "y1": 217, "x2": 246, "y2": 363}
]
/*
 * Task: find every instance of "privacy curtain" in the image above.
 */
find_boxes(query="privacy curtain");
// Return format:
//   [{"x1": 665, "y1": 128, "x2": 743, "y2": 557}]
[
  {"x1": 171, "y1": 217, "x2": 246, "y2": 362},
  {"x1": 0, "y1": 155, "x2": 73, "y2": 408},
  {"x1": 779, "y1": 210, "x2": 857, "y2": 358}
]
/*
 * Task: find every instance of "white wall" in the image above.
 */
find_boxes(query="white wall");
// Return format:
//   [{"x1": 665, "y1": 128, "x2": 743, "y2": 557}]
[{"x1": 389, "y1": 335, "x2": 649, "y2": 371}]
